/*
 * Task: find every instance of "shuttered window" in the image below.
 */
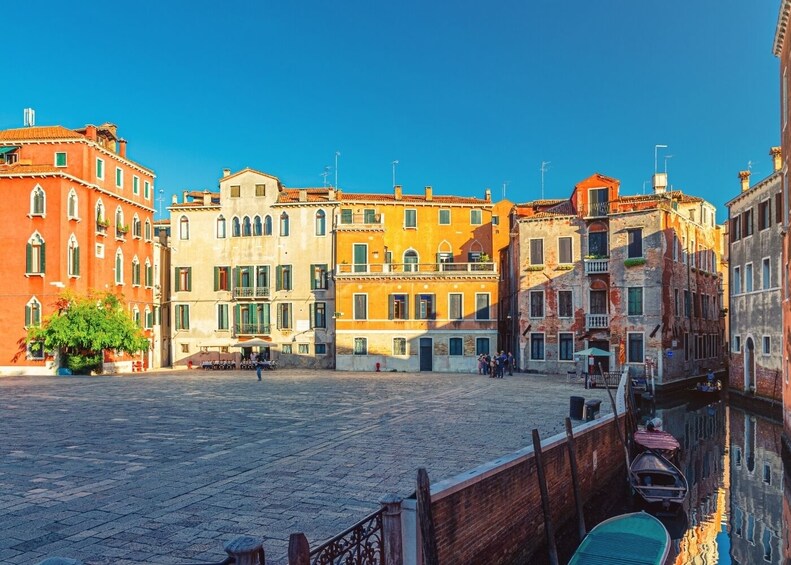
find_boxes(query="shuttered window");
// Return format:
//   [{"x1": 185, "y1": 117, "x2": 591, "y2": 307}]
[{"x1": 529, "y1": 239, "x2": 544, "y2": 265}]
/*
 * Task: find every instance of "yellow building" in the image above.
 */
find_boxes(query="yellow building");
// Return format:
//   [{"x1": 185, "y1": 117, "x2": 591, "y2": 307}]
[{"x1": 334, "y1": 185, "x2": 512, "y2": 372}]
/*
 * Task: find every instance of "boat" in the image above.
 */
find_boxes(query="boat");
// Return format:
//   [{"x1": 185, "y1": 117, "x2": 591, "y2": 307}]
[
  {"x1": 630, "y1": 451, "x2": 688, "y2": 514},
  {"x1": 633, "y1": 429, "x2": 681, "y2": 459},
  {"x1": 568, "y1": 511, "x2": 670, "y2": 565}
]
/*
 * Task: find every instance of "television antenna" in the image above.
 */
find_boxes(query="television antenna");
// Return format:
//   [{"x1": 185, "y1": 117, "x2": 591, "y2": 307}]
[
  {"x1": 654, "y1": 144, "x2": 668, "y2": 174},
  {"x1": 157, "y1": 188, "x2": 165, "y2": 220},
  {"x1": 334, "y1": 151, "x2": 340, "y2": 188},
  {"x1": 23, "y1": 108, "x2": 35, "y2": 127},
  {"x1": 321, "y1": 166, "x2": 331, "y2": 188},
  {"x1": 392, "y1": 160, "x2": 399, "y2": 188},
  {"x1": 663, "y1": 155, "x2": 673, "y2": 174},
  {"x1": 502, "y1": 181, "x2": 510, "y2": 199},
  {"x1": 540, "y1": 161, "x2": 551, "y2": 200}
]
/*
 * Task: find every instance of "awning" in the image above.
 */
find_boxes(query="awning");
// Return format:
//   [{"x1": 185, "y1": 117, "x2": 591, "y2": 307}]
[{"x1": 0, "y1": 146, "x2": 19, "y2": 155}]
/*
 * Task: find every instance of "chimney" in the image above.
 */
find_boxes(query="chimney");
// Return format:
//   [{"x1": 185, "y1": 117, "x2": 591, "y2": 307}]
[
  {"x1": 203, "y1": 191, "x2": 211, "y2": 206},
  {"x1": 222, "y1": 168, "x2": 231, "y2": 178},
  {"x1": 394, "y1": 185, "x2": 403, "y2": 200},
  {"x1": 328, "y1": 188, "x2": 336, "y2": 200},
  {"x1": 299, "y1": 189, "x2": 307, "y2": 202},
  {"x1": 171, "y1": 194, "x2": 178, "y2": 204},
  {"x1": 424, "y1": 186, "x2": 433, "y2": 201},
  {"x1": 771, "y1": 146, "x2": 782, "y2": 172},
  {"x1": 738, "y1": 170, "x2": 751, "y2": 192},
  {"x1": 485, "y1": 188, "x2": 491, "y2": 202},
  {"x1": 652, "y1": 173, "x2": 667, "y2": 194},
  {"x1": 118, "y1": 138, "x2": 127, "y2": 158},
  {"x1": 183, "y1": 190, "x2": 189, "y2": 203},
  {"x1": 84, "y1": 124, "x2": 97, "y2": 141}
]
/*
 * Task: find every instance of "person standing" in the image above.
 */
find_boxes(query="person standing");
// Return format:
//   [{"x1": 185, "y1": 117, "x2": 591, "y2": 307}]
[
  {"x1": 507, "y1": 352, "x2": 514, "y2": 376},
  {"x1": 255, "y1": 355, "x2": 263, "y2": 381}
]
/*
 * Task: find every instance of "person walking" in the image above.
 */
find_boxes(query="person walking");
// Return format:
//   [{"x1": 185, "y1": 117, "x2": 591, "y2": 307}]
[
  {"x1": 507, "y1": 352, "x2": 514, "y2": 376},
  {"x1": 255, "y1": 354, "x2": 263, "y2": 381}
]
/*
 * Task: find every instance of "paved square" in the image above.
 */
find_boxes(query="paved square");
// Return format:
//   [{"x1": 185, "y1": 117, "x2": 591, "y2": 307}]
[{"x1": 0, "y1": 370, "x2": 613, "y2": 564}]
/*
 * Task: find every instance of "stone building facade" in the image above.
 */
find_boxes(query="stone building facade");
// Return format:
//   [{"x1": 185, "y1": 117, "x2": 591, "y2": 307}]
[
  {"x1": 512, "y1": 173, "x2": 725, "y2": 387},
  {"x1": 726, "y1": 151, "x2": 784, "y2": 401}
]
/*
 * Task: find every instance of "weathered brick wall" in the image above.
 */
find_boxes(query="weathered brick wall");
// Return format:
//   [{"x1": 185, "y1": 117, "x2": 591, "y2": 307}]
[{"x1": 429, "y1": 414, "x2": 626, "y2": 564}]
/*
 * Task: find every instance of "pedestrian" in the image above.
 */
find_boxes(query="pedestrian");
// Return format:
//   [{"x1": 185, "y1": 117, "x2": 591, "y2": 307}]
[
  {"x1": 478, "y1": 354, "x2": 485, "y2": 375},
  {"x1": 255, "y1": 355, "x2": 263, "y2": 381},
  {"x1": 507, "y1": 352, "x2": 514, "y2": 376},
  {"x1": 498, "y1": 351, "x2": 506, "y2": 378}
]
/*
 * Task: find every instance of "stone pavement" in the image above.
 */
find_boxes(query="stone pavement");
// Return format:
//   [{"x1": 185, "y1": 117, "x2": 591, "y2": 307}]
[{"x1": 0, "y1": 370, "x2": 614, "y2": 564}]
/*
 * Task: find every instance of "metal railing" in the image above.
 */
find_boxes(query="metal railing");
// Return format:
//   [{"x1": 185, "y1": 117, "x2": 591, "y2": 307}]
[
  {"x1": 583, "y1": 201, "x2": 610, "y2": 217},
  {"x1": 336, "y1": 213, "x2": 385, "y2": 228},
  {"x1": 233, "y1": 286, "x2": 271, "y2": 299},
  {"x1": 309, "y1": 508, "x2": 385, "y2": 565},
  {"x1": 336, "y1": 262, "x2": 497, "y2": 276},
  {"x1": 584, "y1": 258, "x2": 609, "y2": 274},
  {"x1": 234, "y1": 323, "x2": 271, "y2": 336},
  {"x1": 585, "y1": 314, "x2": 609, "y2": 329}
]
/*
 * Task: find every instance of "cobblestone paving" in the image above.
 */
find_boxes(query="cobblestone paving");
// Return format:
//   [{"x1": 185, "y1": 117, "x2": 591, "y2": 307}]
[{"x1": 0, "y1": 370, "x2": 614, "y2": 564}]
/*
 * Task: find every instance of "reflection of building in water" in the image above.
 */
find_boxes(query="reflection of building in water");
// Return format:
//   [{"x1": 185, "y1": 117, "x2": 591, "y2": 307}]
[
  {"x1": 729, "y1": 407, "x2": 783, "y2": 564},
  {"x1": 784, "y1": 471, "x2": 791, "y2": 563},
  {"x1": 658, "y1": 401, "x2": 727, "y2": 563}
]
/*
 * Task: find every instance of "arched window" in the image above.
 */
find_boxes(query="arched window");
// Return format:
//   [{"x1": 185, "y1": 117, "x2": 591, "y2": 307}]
[
  {"x1": 264, "y1": 215, "x2": 272, "y2": 236},
  {"x1": 26, "y1": 232, "x2": 46, "y2": 275},
  {"x1": 115, "y1": 248, "x2": 124, "y2": 284},
  {"x1": 280, "y1": 212, "x2": 290, "y2": 236},
  {"x1": 144, "y1": 258, "x2": 153, "y2": 287},
  {"x1": 30, "y1": 185, "x2": 46, "y2": 216},
  {"x1": 115, "y1": 207, "x2": 125, "y2": 238},
  {"x1": 315, "y1": 210, "x2": 326, "y2": 236},
  {"x1": 404, "y1": 249, "x2": 419, "y2": 272},
  {"x1": 179, "y1": 215, "x2": 189, "y2": 240},
  {"x1": 132, "y1": 214, "x2": 141, "y2": 238},
  {"x1": 67, "y1": 235, "x2": 80, "y2": 277},
  {"x1": 25, "y1": 297, "x2": 42, "y2": 327},
  {"x1": 67, "y1": 189, "x2": 79, "y2": 219},
  {"x1": 242, "y1": 216, "x2": 252, "y2": 237},
  {"x1": 132, "y1": 256, "x2": 141, "y2": 286},
  {"x1": 253, "y1": 215, "x2": 263, "y2": 236},
  {"x1": 95, "y1": 199, "x2": 106, "y2": 232},
  {"x1": 232, "y1": 217, "x2": 241, "y2": 237},
  {"x1": 216, "y1": 215, "x2": 226, "y2": 239},
  {"x1": 145, "y1": 219, "x2": 152, "y2": 241},
  {"x1": 133, "y1": 306, "x2": 141, "y2": 327},
  {"x1": 144, "y1": 307, "x2": 152, "y2": 329}
]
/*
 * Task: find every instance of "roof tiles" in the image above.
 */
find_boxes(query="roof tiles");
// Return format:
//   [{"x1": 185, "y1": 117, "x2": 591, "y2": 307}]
[{"x1": 0, "y1": 126, "x2": 85, "y2": 141}]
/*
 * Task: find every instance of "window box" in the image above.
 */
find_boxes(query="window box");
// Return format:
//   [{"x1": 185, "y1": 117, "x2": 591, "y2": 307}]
[
  {"x1": 555, "y1": 264, "x2": 573, "y2": 271},
  {"x1": 525, "y1": 265, "x2": 544, "y2": 272},
  {"x1": 624, "y1": 258, "x2": 646, "y2": 267}
]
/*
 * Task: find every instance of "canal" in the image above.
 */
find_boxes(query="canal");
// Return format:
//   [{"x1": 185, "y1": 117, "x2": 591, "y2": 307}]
[{"x1": 535, "y1": 393, "x2": 786, "y2": 564}]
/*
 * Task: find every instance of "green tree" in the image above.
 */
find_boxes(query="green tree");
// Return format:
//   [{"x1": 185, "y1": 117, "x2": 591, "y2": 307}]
[{"x1": 27, "y1": 291, "x2": 149, "y2": 374}]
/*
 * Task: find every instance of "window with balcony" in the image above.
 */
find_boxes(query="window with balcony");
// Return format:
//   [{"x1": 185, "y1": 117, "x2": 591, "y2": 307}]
[
  {"x1": 559, "y1": 332, "x2": 574, "y2": 361},
  {"x1": 627, "y1": 332, "x2": 644, "y2": 363},
  {"x1": 627, "y1": 287, "x2": 643, "y2": 315},
  {"x1": 449, "y1": 337, "x2": 463, "y2": 355},
  {"x1": 588, "y1": 188, "x2": 609, "y2": 216},
  {"x1": 310, "y1": 264, "x2": 328, "y2": 290},
  {"x1": 558, "y1": 290, "x2": 572, "y2": 318},
  {"x1": 393, "y1": 338, "x2": 407, "y2": 356},
  {"x1": 389, "y1": 294, "x2": 409, "y2": 319},
  {"x1": 353, "y1": 294, "x2": 368, "y2": 320},
  {"x1": 449, "y1": 293, "x2": 463, "y2": 320},
  {"x1": 529, "y1": 239, "x2": 544, "y2": 265},
  {"x1": 256, "y1": 266, "x2": 269, "y2": 293},
  {"x1": 530, "y1": 333, "x2": 545, "y2": 360},
  {"x1": 340, "y1": 209, "x2": 353, "y2": 224},
  {"x1": 364, "y1": 209, "x2": 377, "y2": 223},
  {"x1": 529, "y1": 291, "x2": 544, "y2": 318},
  {"x1": 558, "y1": 237, "x2": 572, "y2": 264},
  {"x1": 310, "y1": 302, "x2": 326, "y2": 328},
  {"x1": 588, "y1": 231, "x2": 608, "y2": 258},
  {"x1": 403, "y1": 249, "x2": 418, "y2": 272},
  {"x1": 627, "y1": 228, "x2": 643, "y2": 258},
  {"x1": 475, "y1": 293, "x2": 490, "y2": 320},
  {"x1": 214, "y1": 266, "x2": 230, "y2": 291},
  {"x1": 415, "y1": 294, "x2": 435, "y2": 320},
  {"x1": 589, "y1": 290, "x2": 607, "y2": 314},
  {"x1": 26, "y1": 233, "x2": 46, "y2": 275}
]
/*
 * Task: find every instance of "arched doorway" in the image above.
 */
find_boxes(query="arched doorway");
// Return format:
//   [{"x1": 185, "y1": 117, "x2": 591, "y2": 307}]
[{"x1": 744, "y1": 337, "x2": 756, "y2": 392}]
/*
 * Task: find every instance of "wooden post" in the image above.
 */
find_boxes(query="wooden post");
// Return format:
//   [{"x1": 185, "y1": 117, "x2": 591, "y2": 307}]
[
  {"x1": 224, "y1": 536, "x2": 264, "y2": 565},
  {"x1": 598, "y1": 362, "x2": 630, "y2": 467},
  {"x1": 416, "y1": 467, "x2": 439, "y2": 565},
  {"x1": 288, "y1": 533, "x2": 310, "y2": 565},
  {"x1": 564, "y1": 417, "x2": 587, "y2": 542},
  {"x1": 380, "y1": 493, "x2": 404, "y2": 565},
  {"x1": 532, "y1": 428, "x2": 559, "y2": 565}
]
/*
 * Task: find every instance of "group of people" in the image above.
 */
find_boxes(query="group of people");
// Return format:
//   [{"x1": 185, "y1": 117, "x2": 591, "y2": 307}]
[{"x1": 478, "y1": 351, "x2": 514, "y2": 378}]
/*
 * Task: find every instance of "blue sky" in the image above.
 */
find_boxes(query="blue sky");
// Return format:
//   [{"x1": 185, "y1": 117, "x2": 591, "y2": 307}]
[{"x1": 2, "y1": 1, "x2": 780, "y2": 221}]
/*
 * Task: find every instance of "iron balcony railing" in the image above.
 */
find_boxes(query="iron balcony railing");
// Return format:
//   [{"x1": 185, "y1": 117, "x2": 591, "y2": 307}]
[
  {"x1": 335, "y1": 262, "x2": 497, "y2": 276},
  {"x1": 233, "y1": 286, "x2": 271, "y2": 299},
  {"x1": 585, "y1": 314, "x2": 610, "y2": 330},
  {"x1": 584, "y1": 258, "x2": 609, "y2": 274},
  {"x1": 234, "y1": 323, "x2": 271, "y2": 336},
  {"x1": 583, "y1": 201, "x2": 610, "y2": 217}
]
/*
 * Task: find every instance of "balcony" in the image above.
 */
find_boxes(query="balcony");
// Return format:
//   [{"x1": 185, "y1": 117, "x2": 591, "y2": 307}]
[
  {"x1": 585, "y1": 314, "x2": 610, "y2": 330},
  {"x1": 233, "y1": 323, "x2": 271, "y2": 336},
  {"x1": 582, "y1": 202, "x2": 610, "y2": 218},
  {"x1": 584, "y1": 258, "x2": 609, "y2": 274},
  {"x1": 336, "y1": 212, "x2": 385, "y2": 231},
  {"x1": 335, "y1": 262, "x2": 497, "y2": 278},
  {"x1": 233, "y1": 286, "x2": 271, "y2": 299}
]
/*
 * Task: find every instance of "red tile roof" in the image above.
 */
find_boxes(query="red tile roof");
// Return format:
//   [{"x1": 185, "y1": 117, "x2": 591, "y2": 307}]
[
  {"x1": 278, "y1": 187, "x2": 336, "y2": 203},
  {"x1": 0, "y1": 126, "x2": 85, "y2": 141}
]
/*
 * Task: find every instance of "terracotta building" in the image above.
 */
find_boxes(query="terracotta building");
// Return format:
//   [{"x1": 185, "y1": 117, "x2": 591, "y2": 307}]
[
  {"x1": 511, "y1": 173, "x2": 725, "y2": 388},
  {"x1": 0, "y1": 122, "x2": 156, "y2": 375},
  {"x1": 333, "y1": 185, "x2": 512, "y2": 372}
]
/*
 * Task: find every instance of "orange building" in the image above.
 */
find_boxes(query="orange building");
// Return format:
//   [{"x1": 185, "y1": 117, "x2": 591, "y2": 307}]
[
  {"x1": 333, "y1": 185, "x2": 512, "y2": 372},
  {"x1": 0, "y1": 122, "x2": 156, "y2": 374}
]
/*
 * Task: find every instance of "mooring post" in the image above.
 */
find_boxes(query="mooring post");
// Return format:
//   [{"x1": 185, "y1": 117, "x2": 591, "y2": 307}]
[
  {"x1": 564, "y1": 417, "x2": 587, "y2": 542},
  {"x1": 532, "y1": 428, "x2": 559, "y2": 565},
  {"x1": 380, "y1": 493, "x2": 404, "y2": 565},
  {"x1": 224, "y1": 536, "x2": 264, "y2": 565},
  {"x1": 288, "y1": 532, "x2": 310, "y2": 565},
  {"x1": 416, "y1": 467, "x2": 439, "y2": 565}
]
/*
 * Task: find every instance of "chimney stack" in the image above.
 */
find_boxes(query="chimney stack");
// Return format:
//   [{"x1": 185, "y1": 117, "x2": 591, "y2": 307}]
[
  {"x1": 394, "y1": 185, "x2": 403, "y2": 201},
  {"x1": 183, "y1": 190, "x2": 189, "y2": 203},
  {"x1": 118, "y1": 139, "x2": 127, "y2": 158},
  {"x1": 328, "y1": 188, "x2": 336, "y2": 200},
  {"x1": 652, "y1": 173, "x2": 667, "y2": 194},
  {"x1": 299, "y1": 189, "x2": 308, "y2": 202},
  {"x1": 222, "y1": 168, "x2": 231, "y2": 178},
  {"x1": 771, "y1": 146, "x2": 782, "y2": 172},
  {"x1": 171, "y1": 194, "x2": 178, "y2": 204},
  {"x1": 485, "y1": 188, "x2": 491, "y2": 202},
  {"x1": 738, "y1": 170, "x2": 751, "y2": 192},
  {"x1": 84, "y1": 124, "x2": 97, "y2": 141},
  {"x1": 424, "y1": 186, "x2": 433, "y2": 201},
  {"x1": 203, "y1": 191, "x2": 211, "y2": 206}
]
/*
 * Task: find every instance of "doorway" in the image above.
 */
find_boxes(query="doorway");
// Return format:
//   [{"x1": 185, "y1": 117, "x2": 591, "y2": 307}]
[
  {"x1": 589, "y1": 340, "x2": 610, "y2": 372},
  {"x1": 419, "y1": 338, "x2": 433, "y2": 371}
]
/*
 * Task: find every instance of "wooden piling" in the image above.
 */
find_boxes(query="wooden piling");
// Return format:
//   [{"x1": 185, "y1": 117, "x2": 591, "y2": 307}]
[
  {"x1": 416, "y1": 467, "x2": 439, "y2": 565},
  {"x1": 564, "y1": 417, "x2": 587, "y2": 542},
  {"x1": 287, "y1": 533, "x2": 310, "y2": 565},
  {"x1": 532, "y1": 428, "x2": 559, "y2": 565}
]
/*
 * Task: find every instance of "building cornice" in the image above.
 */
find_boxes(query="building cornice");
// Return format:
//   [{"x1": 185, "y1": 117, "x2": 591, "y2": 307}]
[
  {"x1": 724, "y1": 170, "x2": 782, "y2": 208},
  {"x1": 774, "y1": 0, "x2": 791, "y2": 56}
]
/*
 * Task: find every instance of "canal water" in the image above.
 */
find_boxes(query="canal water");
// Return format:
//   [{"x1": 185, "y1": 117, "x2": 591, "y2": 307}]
[{"x1": 535, "y1": 393, "x2": 786, "y2": 564}]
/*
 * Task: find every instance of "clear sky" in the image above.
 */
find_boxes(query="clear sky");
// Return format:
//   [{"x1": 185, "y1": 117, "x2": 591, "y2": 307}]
[{"x1": 2, "y1": 1, "x2": 780, "y2": 221}]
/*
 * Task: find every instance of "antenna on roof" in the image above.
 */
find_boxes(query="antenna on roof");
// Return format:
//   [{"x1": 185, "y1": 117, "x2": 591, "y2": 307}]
[
  {"x1": 540, "y1": 161, "x2": 551, "y2": 200},
  {"x1": 23, "y1": 108, "x2": 35, "y2": 127},
  {"x1": 663, "y1": 155, "x2": 673, "y2": 174},
  {"x1": 392, "y1": 160, "x2": 399, "y2": 188},
  {"x1": 502, "y1": 181, "x2": 510, "y2": 199},
  {"x1": 157, "y1": 188, "x2": 165, "y2": 220},
  {"x1": 321, "y1": 166, "x2": 331, "y2": 188}
]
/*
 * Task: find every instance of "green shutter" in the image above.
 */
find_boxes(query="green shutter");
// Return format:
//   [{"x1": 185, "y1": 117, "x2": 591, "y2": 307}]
[
  {"x1": 214, "y1": 267, "x2": 219, "y2": 291},
  {"x1": 184, "y1": 306, "x2": 189, "y2": 329},
  {"x1": 276, "y1": 304, "x2": 282, "y2": 328},
  {"x1": 40, "y1": 243, "x2": 46, "y2": 273},
  {"x1": 310, "y1": 264, "x2": 316, "y2": 290},
  {"x1": 309, "y1": 303, "x2": 315, "y2": 328},
  {"x1": 174, "y1": 268, "x2": 180, "y2": 291},
  {"x1": 25, "y1": 243, "x2": 32, "y2": 273},
  {"x1": 388, "y1": 295, "x2": 394, "y2": 319},
  {"x1": 276, "y1": 266, "x2": 283, "y2": 291},
  {"x1": 75, "y1": 246, "x2": 80, "y2": 276},
  {"x1": 187, "y1": 267, "x2": 192, "y2": 291},
  {"x1": 25, "y1": 304, "x2": 31, "y2": 326}
]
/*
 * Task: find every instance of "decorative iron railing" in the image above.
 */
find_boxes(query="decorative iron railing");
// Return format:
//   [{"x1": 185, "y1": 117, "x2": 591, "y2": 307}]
[
  {"x1": 583, "y1": 201, "x2": 610, "y2": 217},
  {"x1": 309, "y1": 508, "x2": 385, "y2": 565},
  {"x1": 584, "y1": 258, "x2": 609, "y2": 274},
  {"x1": 234, "y1": 323, "x2": 271, "y2": 336},
  {"x1": 234, "y1": 286, "x2": 271, "y2": 298}
]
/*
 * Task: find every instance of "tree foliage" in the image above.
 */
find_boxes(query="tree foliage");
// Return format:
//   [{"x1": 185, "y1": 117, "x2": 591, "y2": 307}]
[{"x1": 27, "y1": 291, "x2": 149, "y2": 372}]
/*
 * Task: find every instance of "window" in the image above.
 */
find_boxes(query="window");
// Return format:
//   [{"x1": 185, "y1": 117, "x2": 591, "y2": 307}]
[
  {"x1": 310, "y1": 264, "x2": 328, "y2": 290},
  {"x1": 759, "y1": 199, "x2": 771, "y2": 230},
  {"x1": 529, "y1": 291, "x2": 544, "y2": 318},
  {"x1": 214, "y1": 266, "x2": 230, "y2": 291},
  {"x1": 559, "y1": 333, "x2": 574, "y2": 361},
  {"x1": 277, "y1": 303, "x2": 292, "y2": 329},
  {"x1": 763, "y1": 336, "x2": 771, "y2": 355},
  {"x1": 449, "y1": 293, "x2": 463, "y2": 320},
  {"x1": 777, "y1": 192, "x2": 784, "y2": 224},
  {"x1": 175, "y1": 305, "x2": 190, "y2": 330},
  {"x1": 275, "y1": 265, "x2": 292, "y2": 291},
  {"x1": 315, "y1": 210, "x2": 326, "y2": 236},
  {"x1": 174, "y1": 267, "x2": 192, "y2": 291},
  {"x1": 55, "y1": 152, "x2": 67, "y2": 167},
  {"x1": 529, "y1": 239, "x2": 544, "y2": 265},
  {"x1": 674, "y1": 289, "x2": 680, "y2": 316},
  {"x1": 242, "y1": 216, "x2": 252, "y2": 237},
  {"x1": 530, "y1": 334, "x2": 545, "y2": 360},
  {"x1": 731, "y1": 215, "x2": 741, "y2": 243},
  {"x1": 475, "y1": 293, "x2": 490, "y2": 320},
  {"x1": 144, "y1": 180, "x2": 151, "y2": 200},
  {"x1": 232, "y1": 217, "x2": 241, "y2": 237},
  {"x1": 310, "y1": 302, "x2": 326, "y2": 328},
  {"x1": 354, "y1": 337, "x2": 368, "y2": 355},
  {"x1": 476, "y1": 337, "x2": 490, "y2": 355},
  {"x1": 179, "y1": 216, "x2": 189, "y2": 240},
  {"x1": 734, "y1": 335, "x2": 741, "y2": 353},
  {"x1": 66, "y1": 190, "x2": 78, "y2": 219},
  {"x1": 439, "y1": 209, "x2": 451, "y2": 225},
  {"x1": 415, "y1": 294, "x2": 435, "y2": 319},
  {"x1": 627, "y1": 228, "x2": 643, "y2": 258},
  {"x1": 404, "y1": 209, "x2": 417, "y2": 228},
  {"x1": 558, "y1": 290, "x2": 572, "y2": 318},
  {"x1": 742, "y1": 208, "x2": 753, "y2": 237},
  {"x1": 132, "y1": 215, "x2": 141, "y2": 238},
  {"x1": 145, "y1": 219, "x2": 152, "y2": 241},
  {"x1": 449, "y1": 337, "x2": 463, "y2": 355},
  {"x1": 131, "y1": 257, "x2": 140, "y2": 286},
  {"x1": 145, "y1": 307, "x2": 153, "y2": 329},
  {"x1": 733, "y1": 267, "x2": 741, "y2": 294},
  {"x1": 558, "y1": 237, "x2": 572, "y2": 264},
  {"x1": 253, "y1": 216, "x2": 262, "y2": 236},
  {"x1": 762, "y1": 258, "x2": 771, "y2": 289},
  {"x1": 470, "y1": 209, "x2": 482, "y2": 225},
  {"x1": 216, "y1": 215, "x2": 226, "y2": 238},
  {"x1": 27, "y1": 341, "x2": 45, "y2": 360},
  {"x1": 256, "y1": 265, "x2": 269, "y2": 291},
  {"x1": 492, "y1": 215, "x2": 499, "y2": 225},
  {"x1": 96, "y1": 158, "x2": 104, "y2": 180},
  {"x1": 393, "y1": 338, "x2": 407, "y2": 355},
  {"x1": 115, "y1": 167, "x2": 123, "y2": 188},
  {"x1": 144, "y1": 259, "x2": 153, "y2": 287},
  {"x1": 230, "y1": 185, "x2": 240, "y2": 198},
  {"x1": 217, "y1": 304, "x2": 229, "y2": 330},
  {"x1": 25, "y1": 297, "x2": 41, "y2": 327},
  {"x1": 255, "y1": 183, "x2": 266, "y2": 197},
  {"x1": 132, "y1": 175, "x2": 140, "y2": 195},
  {"x1": 673, "y1": 234, "x2": 678, "y2": 261},
  {"x1": 745, "y1": 263, "x2": 753, "y2": 293},
  {"x1": 30, "y1": 186, "x2": 45, "y2": 216},
  {"x1": 363, "y1": 209, "x2": 377, "y2": 223},
  {"x1": 627, "y1": 287, "x2": 643, "y2": 315},
  {"x1": 354, "y1": 294, "x2": 368, "y2": 320},
  {"x1": 264, "y1": 215, "x2": 272, "y2": 235},
  {"x1": 67, "y1": 236, "x2": 80, "y2": 277},
  {"x1": 26, "y1": 233, "x2": 46, "y2": 275},
  {"x1": 403, "y1": 250, "x2": 418, "y2": 272},
  {"x1": 588, "y1": 231, "x2": 608, "y2": 257},
  {"x1": 340, "y1": 209, "x2": 353, "y2": 224},
  {"x1": 627, "y1": 333, "x2": 644, "y2": 363},
  {"x1": 389, "y1": 294, "x2": 409, "y2": 320},
  {"x1": 315, "y1": 343, "x2": 327, "y2": 355},
  {"x1": 298, "y1": 344, "x2": 309, "y2": 354},
  {"x1": 280, "y1": 212, "x2": 290, "y2": 236},
  {"x1": 282, "y1": 344, "x2": 293, "y2": 354}
]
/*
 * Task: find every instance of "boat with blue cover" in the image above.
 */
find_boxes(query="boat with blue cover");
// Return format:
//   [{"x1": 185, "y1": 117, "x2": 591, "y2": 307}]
[{"x1": 568, "y1": 511, "x2": 670, "y2": 565}]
